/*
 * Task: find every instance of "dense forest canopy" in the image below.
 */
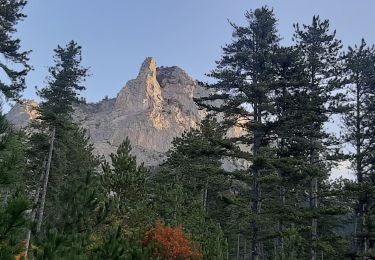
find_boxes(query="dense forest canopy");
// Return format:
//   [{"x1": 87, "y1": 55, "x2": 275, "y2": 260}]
[{"x1": 1, "y1": 1, "x2": 375, "y2": 259}]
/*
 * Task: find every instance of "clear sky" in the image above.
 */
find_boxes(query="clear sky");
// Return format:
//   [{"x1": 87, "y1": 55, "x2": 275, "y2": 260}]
[{"x1": 14, "y1": 0, "x2": 375, "y2": 104}]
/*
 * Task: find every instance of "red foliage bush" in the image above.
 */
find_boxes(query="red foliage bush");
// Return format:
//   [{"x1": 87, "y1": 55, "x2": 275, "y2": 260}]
[{"x1": 143, "y1": 221, "x2": 202, "y2": 260}]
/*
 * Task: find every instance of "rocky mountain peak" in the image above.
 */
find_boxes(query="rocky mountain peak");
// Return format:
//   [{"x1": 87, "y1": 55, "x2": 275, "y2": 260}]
[
  {"x1": 137, "y1": 57, "x2": 157, "y2": 80},
  {"x1": 7, "y1": 58, "x2": 210, "y2": 166}
]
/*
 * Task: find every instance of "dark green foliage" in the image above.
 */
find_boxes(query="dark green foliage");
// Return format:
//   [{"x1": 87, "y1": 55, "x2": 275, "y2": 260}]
[
  {"x1": 32, "y1": 228, "x2": 89, "y2": 260},
  {"x1": 91, "y1": 227, "x2": 152, "y2": 260},
  {"x1": 37, "y1": 40, "x2": 88, "y2": 125},
  {"x1": 342, "y1": 39, "x2": 375, "y2": 257},
  {"x1": 30, "y1": 40, "x2": 93, "y2": 234},
  {"x1": 0, "y1": 114, "x2": 25, "y2": 185},
  {"x1": 30, "y1": 125, "x2": 111, "y2": 259},
  {"x1": 0, "y1": 0, "x2": 31, "y2": 100},
  {"x1": 28, "y1": 41, "x2": 111, "y2": 258},
  {"x1": 197, "y1": 7, "x2": 283, "y2": 259},
  {"x1": 0, "y1": 192, "x2": 29, "y2": 260},
  {"x1": 0, "y1": 112, "x2": 29, "y2": 259},
  {"x1": 291, "y1": 15, "x2": 350, "y2": 259},
  {"x1": 102, "y1": 137, "x2": 150, "y2": 230},
  {"x1": 197, "y1": 7, "x2": 350, "y2": 259},
  {"x1": 41, "y1": 125, "x2": 104, "y2": 229},
  {"x1": 102, "y1": 137, "x2": 147, "y2": 207},
  {"x1": 152, "y1": 118, "x2": 231, "y2": 258}
]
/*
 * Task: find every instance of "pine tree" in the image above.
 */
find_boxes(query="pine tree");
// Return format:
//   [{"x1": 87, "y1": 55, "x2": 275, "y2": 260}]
[
  {"x1": 197, "y1": 7, "x2": 280, "y2": 259},
  {"x1": 269, "y1": 45, "x2": 310, "y2": 258},
  {"x1": 292, "y1": 15, "x2": 343, "y2": 259},
  {"x1": 342, "y1": 39, "x2": 375, "y2": 258},
  {"x1": 0, "y1": 0, "x2": 31, "y2": 100}
]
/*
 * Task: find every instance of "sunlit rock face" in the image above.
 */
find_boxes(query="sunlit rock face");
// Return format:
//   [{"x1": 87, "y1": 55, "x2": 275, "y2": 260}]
[
  {"x1": 6, "y1": 100, "x2": 39, "y2": 128},
  {"x1": 7, "y1": 58, "x2": 210, "y2": 166},
  {"x1": 76, "y1": 57, "x2": 209, "y2": 166}
]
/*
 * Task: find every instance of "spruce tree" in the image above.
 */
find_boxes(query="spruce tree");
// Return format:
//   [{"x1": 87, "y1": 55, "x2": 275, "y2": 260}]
[
  {"x1": 0, "y1": 0, "x2": 31, "y2": 100},
  {"x1": 270, "y1": 44, "x2": 349, "y2": 259}
]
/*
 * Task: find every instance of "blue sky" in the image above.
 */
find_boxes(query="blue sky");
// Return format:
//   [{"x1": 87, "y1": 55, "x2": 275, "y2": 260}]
[{"x1": 14, "y1": 0, "x2": 375, "y2": 104}]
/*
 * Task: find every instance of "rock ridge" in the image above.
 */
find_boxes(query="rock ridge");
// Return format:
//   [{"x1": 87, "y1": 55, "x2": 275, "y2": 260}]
[{"x1": 7, "y1": 57, "x2": 210, "y2": 166}]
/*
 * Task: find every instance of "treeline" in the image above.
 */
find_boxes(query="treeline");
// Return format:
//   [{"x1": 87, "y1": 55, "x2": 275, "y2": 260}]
[{"x1": 0, "y1": 1, "x2": 375, "y2": 259}]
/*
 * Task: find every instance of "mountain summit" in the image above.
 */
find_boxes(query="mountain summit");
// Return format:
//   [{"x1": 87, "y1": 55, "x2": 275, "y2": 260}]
[{"x1": 7, "y1": 58, "x2": 210, "y2": 166}]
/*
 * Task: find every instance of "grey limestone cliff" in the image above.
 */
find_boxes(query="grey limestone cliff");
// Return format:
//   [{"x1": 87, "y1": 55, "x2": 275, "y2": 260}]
[{"x1": 7, "y1": 57, "x2": 210, "y2": 166}]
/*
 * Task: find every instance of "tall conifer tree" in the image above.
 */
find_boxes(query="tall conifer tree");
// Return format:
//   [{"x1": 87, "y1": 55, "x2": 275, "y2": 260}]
[
  {"x1": 32, "y1": 40, "x2": 89, "y2": 238},
  {"x1": 342, "y1": 40, "x2": 375, "y2": 258},
  {"x1": 198, "y1": 7, "x2": 280, "y2": 259},
  {"x1": 293, "y1": 16, "x2": 342, "y2": 260}
]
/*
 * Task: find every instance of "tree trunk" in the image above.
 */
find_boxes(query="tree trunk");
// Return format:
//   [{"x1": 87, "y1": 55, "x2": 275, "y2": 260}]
[
  {"x1": 251, "y1": 104, "x2": 262, "y2": 260},
  {"x1": 311, "y1": 177, "x2": 318, "y2": 260},
  {"x1": 244, "y1": 239, "x2": 247, "y2": 260},
  {"x1": 25, "y1": 159, "x2": 46, "y2": 257},
  {"x1": 251, "y1": 178, "x2": 261, "y2": 260},
  {"x1": 203, "y1": 181, "x2": 208, "y2": 212},
  {"x1": 278, "y1": 181, "x2": 285, "y2": 257},
  {"x1": 36, "y1": 127, "x2": 55, "y2": 233},
  {"x1": 237, "y1": 233, "x2": 241, "y2": 260}
]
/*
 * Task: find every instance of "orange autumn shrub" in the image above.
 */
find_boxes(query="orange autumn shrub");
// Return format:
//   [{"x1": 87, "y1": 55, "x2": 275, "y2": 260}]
[
  {"x1": 15, "y1": 252, "x2": 26, "y2": 260},
  {"x1": 143, "y1": 221, "x2": 202, "y2": 260}
]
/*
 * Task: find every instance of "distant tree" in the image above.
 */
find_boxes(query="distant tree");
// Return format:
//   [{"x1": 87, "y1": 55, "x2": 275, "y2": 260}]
[
  {"x1": 0, "y1": 0, "x2": 31, "y2": 100},
  {"x1": 152, "y1": 118, "x2": 235, "y2": 258},
  {"x1": 102, "y1": 137, "x2": 150, "y2": 230}
]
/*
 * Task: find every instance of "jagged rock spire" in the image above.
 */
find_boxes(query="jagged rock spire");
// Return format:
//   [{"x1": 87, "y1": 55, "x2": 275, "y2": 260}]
[
  {"x1": 137, "y1": 57, "x2": 157, "y2": 80},
  {"x1": 6, "y1": 57, "x2": 212, "y2": 166}
]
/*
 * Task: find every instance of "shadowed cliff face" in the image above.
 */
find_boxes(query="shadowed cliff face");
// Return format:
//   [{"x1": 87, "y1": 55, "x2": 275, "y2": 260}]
[{"x1": 7, "y1": 57, "x2": 210, "y2": 166}]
